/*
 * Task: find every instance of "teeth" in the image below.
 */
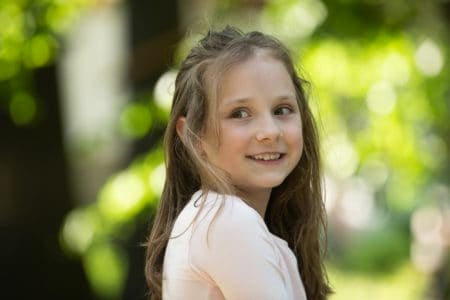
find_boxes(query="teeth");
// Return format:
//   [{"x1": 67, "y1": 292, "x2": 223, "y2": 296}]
[{"x1": 251, "y1": 153, "x2": 281, "y2": 161}]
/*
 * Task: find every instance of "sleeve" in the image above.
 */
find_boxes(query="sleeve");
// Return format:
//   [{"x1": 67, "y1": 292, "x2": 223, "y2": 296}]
[{"x1": 189, "y1": 197, "x2": 289, "y2": 300}]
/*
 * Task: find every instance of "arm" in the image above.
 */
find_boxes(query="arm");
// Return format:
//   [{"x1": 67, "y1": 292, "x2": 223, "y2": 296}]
[{"x1": 190, "y1": 198, "x2": 289, "y2": 300}]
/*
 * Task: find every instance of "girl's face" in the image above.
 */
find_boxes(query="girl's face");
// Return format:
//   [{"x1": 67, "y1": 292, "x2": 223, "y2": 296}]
[{"x1": 201, "y1": 50, "x2": 303, "y2": 199}]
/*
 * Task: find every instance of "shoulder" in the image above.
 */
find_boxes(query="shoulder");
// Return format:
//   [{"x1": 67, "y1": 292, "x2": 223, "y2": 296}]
[
  {"x1": 188, "y1": 190, "x2": 274, "y2": 258},
  {"x1": 172, "y1": 190, "x2": 261, "y2": 237},
  {"x1": 197, "y1": 191, "x2": 268, "y2": 236}
]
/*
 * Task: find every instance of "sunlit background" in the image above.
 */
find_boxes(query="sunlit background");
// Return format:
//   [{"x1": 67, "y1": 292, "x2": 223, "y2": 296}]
[{"x1": 1, "y1": 0, "x2": 449, "y2": 299}]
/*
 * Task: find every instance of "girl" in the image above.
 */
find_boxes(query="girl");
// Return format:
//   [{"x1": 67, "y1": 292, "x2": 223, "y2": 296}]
[{"x1": 145, "y1": 26, "x2": 331, "y2": 300}]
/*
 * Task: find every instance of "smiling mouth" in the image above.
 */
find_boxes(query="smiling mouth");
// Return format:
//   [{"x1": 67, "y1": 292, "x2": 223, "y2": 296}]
[{"x1": 247, "y1": 153, "x2": 285, "y2": 161}]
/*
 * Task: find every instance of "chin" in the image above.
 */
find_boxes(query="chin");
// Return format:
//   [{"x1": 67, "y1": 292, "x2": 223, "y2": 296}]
[{"x1": 259, "y1": 179, "x2": 285, "y2": 188}]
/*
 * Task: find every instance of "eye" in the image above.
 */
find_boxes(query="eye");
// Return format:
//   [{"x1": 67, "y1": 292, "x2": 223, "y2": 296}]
[
  {"x1": 274, "y1": 106, "x2": 293, "y2": 115},
  {"x1": 230, "y1": 109, "x2": 250, "y2": 119}
]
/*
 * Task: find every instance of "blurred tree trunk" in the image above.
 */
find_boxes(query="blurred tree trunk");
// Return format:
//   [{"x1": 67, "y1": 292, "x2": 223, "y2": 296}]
[
  {"x1": 121, "y1": 0, "x2": 180, "y2": 299},
  {"x1": 0, "y1": 65, "x2": 93, "y2": 299},
  {"x1": 127, "y1": 0, "x2": 181, "y2": 157}
]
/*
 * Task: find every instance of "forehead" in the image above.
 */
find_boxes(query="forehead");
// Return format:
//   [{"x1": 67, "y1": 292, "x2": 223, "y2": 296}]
[{"x1": 216, "y1": 50, "x2": 296, "y2": 105}]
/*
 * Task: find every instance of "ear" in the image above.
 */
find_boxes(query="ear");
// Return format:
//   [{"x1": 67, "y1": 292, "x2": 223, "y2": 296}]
[{"x1": 176, "y1": 117, "x2": 186, "y2": 141}]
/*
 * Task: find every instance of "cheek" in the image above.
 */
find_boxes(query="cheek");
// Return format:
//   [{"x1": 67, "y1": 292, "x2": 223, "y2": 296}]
[
  {"x1": 285, "y1": 124, "x2": 303, "y2": 157},
  {"x1": 220, "y1": 125, "x2": 250, "y2": 145}
]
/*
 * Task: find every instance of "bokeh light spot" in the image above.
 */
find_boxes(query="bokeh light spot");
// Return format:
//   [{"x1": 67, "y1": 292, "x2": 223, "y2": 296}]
[
  {"x1": 148, "y1": 163, "x2": 166, "y2": 196},
  {"x1": 23, "y1": 34, "x2": 54, "y2": 68},
  {"x1": 264, "y1": 0, "x2": 327, "y2": 40},
  {"x1": 84, "y1": 243, "x2": 127, "y2": 299},
  {"x1": 61, "y1": 208, "x2": 96, "y2": 255},
  {"x1": 359, "y1": 158, "x2": 389, "y2": 189},
  {"x1": 339, "y1": 178, "x2": 375, "y2": 230},
  {"x1": 154, "y1": 70, "x2": 177, "y2": 112},
  {"x1": 119, "y1": 102, "x2": 152, "y2": 138},
  {"x1": 280, "y1": 0, "x2": 327, "y2": 39},
  {"x1": 410, "y1": 205, "x2": 446, "y2": 274},
  {"x1": 415, "y1": 39, "x2": 444, "y2": 77},
  {"x1": 9, "y1": 92, "x2": 37, "y2": 125},
  {"x1": 366, "y1": 81, "x2": 397, "y2": 115},
  {"x1": 98, "y1": 172, "x2": 146, "y2": 221},
  {"x1": 325, "y1": 134, "x2": 359, "y2": 179},
  {"x1": 380, "y1": 52, "x2": 410, "y2": 86}
]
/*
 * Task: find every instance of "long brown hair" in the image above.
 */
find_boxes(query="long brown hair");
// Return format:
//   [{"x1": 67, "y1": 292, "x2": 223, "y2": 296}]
[{"x1": 145, "y1": 26, "x2": 331, "y2": 300}]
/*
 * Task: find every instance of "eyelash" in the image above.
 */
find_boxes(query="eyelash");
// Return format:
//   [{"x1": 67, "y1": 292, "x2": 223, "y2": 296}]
[
  {"x1": 230, "y1": 109, "x2": 250, "y2": 119},
  {"x1": 274, "y1": 106, "x2": 294, "y2": 115},
  {"x1": 229, "y1": 106, "x2": 294, "y2": 119}
]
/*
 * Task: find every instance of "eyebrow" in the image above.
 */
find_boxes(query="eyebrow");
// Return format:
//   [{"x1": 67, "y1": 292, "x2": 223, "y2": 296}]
[{"x1": 222, "y1": 94, "x2": 297, "y2": 107}]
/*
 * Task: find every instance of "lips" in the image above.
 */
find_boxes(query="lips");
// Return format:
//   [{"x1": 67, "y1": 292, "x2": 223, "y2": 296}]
[{"x1": 247, "y1": 152, "x2": 284, "y2": 161}]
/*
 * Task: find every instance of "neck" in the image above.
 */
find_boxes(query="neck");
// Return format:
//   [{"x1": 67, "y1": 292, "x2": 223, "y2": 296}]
[{"x1": 236, "y1": 188, "x2": 271, "y2": 219}]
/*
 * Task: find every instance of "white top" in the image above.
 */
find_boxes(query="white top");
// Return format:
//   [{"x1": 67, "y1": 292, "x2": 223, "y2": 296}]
[{"x1": 162, "y1": 190, "x2": 307, "y2": 300}]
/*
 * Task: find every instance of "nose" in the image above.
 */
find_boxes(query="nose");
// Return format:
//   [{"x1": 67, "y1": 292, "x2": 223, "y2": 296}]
[{"x1": 255, "y1": 114, "x2": 282, "y2": 142}]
